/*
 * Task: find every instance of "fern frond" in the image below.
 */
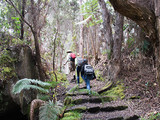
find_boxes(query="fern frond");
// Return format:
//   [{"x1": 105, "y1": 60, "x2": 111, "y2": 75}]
[
  {"x1": 12, "y1": 78, "x2": 52, "y2": 94},
  {"x1": 39, "y1": 100, "x2": 64, "y2": 120}
]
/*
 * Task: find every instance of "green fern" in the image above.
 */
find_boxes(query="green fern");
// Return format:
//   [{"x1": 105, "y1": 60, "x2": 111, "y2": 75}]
[
  {"x1": 39, "y1": 100, "x2": 64, "y2": 120},
  {"x1": 12, "y1": 78, "x2": 52, "y2": 94}
]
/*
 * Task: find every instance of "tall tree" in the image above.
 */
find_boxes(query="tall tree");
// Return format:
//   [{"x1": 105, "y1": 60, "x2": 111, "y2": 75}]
[
  {"x1": 79, "y1": 0, "x2": 84, "y2": 57},
  {"x1": 112, "y1": 12, "x2": 124, "y2": 79},
  {"x1": 5, "y1": 0, "x2": 49, "y2": 81},
  {"x1": 20, "y1": 0, "x2": 26, "y2": 40},
  {"x1": 98, "y1": 0, "x2": 113, "y2": 59},
  {"x1": 154, "y1": 0, "x2": 160, "y2": 87}
]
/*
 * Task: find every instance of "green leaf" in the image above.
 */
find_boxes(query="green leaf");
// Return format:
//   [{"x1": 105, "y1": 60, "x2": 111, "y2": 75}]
[{"x1": 12, "y1": 78, "x2": 52, "y2": 94}]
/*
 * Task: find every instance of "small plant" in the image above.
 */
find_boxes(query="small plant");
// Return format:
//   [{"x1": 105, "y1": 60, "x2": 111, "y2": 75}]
[{"x1": 39, "y1": 100, "x2": 64, "y2": 120}]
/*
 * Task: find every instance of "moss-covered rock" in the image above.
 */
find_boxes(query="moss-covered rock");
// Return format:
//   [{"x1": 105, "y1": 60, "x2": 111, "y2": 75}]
[
  {"x1": 98, "y1": 81, "x2": 113, "y2": 94},
  {"x1": 0, "y1": 45, "x2": 38, "y2": 116},
  {"x1": 62, "y1": 111, "x2": 82, "y2": 120}
]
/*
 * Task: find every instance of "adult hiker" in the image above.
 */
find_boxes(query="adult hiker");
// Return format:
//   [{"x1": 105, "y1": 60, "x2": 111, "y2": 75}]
[
  {"x1": 63, "y1": 50, "x2": 76, "y2": 74},
  {"x1": 81, "y1": 59, "x2": 96, "y2": 93},
  {"x1": 75, "y1": 53, "x2": 83, "y2": 85}
]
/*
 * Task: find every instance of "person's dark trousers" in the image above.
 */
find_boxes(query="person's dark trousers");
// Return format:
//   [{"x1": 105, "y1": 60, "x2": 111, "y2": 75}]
[
  {"x1": 81, "y1": 75, "x2": 90, "y2": 92},
  {"x1": 76, "y1": 66, "x2": 81, "y2": 84}
]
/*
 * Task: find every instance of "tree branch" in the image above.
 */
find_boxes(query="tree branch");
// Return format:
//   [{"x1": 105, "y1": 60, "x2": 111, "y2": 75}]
[{"x1": 5, "y1": 0, "x2": 34, "y2": 32}]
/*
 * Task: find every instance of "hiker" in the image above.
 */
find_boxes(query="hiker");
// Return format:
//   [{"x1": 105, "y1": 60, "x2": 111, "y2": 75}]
[
  {"x1": 63, "y1": 50, "x2": 76, "y2": 74},
  {"x1": 75, "y1": 53, "x2": 84, "y2": 85},
  {"x1": 81, "y1": 59, "x2": 96, "y2": 93}
]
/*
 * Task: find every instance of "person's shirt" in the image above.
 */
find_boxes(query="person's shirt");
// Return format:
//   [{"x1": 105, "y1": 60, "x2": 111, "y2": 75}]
[{"x1": 67, "y1": 53, "x2": 71, "y2": 62}]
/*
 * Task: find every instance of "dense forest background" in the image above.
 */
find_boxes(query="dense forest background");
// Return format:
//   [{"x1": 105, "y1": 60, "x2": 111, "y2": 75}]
[{"x1": 0, "y1": 0, "x2": 160, "y2": 120}]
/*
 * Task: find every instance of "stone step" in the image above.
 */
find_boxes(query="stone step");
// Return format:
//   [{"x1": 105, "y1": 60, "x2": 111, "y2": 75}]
[
  {"x1": 66, "y1": 81, "x2": 113, "y2": 96},
  {"x1": 66, "y1": 105, "x2": 128, "y2": 113},
  {"x1": 65, "y1": 101, "x2": 129, "y2": 113},
  {"x1": 82, "y1": 110, "x2": 139, "y2": 120},
  {"x1": 71, "y1": 95, "x2": 113, "y2": 105}
]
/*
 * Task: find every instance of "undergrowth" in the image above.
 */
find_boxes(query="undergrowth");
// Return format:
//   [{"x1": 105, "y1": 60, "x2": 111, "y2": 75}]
[
  {"x1": 95, "y1": 70, "x2": 105, "y2": 81},
  {"x1": 0, "y1": 49, "x2": 17, "y2": 80}
]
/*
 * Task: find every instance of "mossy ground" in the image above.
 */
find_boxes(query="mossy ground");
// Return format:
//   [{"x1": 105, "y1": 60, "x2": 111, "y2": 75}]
[{"x1": 101, "y1": 81, "x2": 125, "y2": 100}]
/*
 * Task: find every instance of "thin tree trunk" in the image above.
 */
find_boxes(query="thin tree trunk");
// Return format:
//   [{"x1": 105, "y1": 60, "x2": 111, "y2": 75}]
[
  {"x1": 79, "y1": 0, "x2": 84, "y2": 57},
  {"x1": 31, "y1": 0, "x2": 44, "y2": 81},
  {"x1": 53, "y1": 30, "x2": 58, "y2": 71},
  {"x1": 155, "y1": 0, "x2": 160, "y2": 88},
  {"x1": 59, "y1": 46, "x2": 64, "y2": 72},
  {"x1": 98, "y1": 0, "x2": 113, "y2": 59},
  {"x1": 20, "y1": 0, "x2": 26, "y2": 40}
]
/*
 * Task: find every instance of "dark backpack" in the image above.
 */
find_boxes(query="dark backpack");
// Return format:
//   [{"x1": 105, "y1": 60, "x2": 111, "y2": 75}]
[
  {"x1": 84, "y1": 64, "x2": 95, "y2": 80},
  {"x1": 70, "y1": 53, "x2": 76, "y2": 61}
]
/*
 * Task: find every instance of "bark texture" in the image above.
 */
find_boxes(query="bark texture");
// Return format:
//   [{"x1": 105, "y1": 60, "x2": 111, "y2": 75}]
[
  {"x1": 109, "y1": 0, "x2": 156, "y2": 43},
  {"x1": 154, "y1": 0, "x2": 160, "y2": 88},
  {"x1": 98, "y1": 0, "x2": 113, "y2": 58},
  {"x1": 108, "y1": 12, "x2": 124, "y2": 80}
]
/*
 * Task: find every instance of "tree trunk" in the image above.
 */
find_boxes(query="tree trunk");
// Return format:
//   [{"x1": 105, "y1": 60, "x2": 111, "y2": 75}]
[
  {"x1": 31, "y1": 0, "x2": 45, "y2": 81},
  {"x1": 53, "y1": 30, "x2": 58, "y2": 71},
  {"x1": 32, "y1": 30, "x2": 44, "y2": 81},
  {"x1": 109, "y1": 0, "x2": 160, "y2": 86},
  {"x1": 113, "y1": 12, "x2": 124, "y2": 60},
  {"x1": 98, "y1": 0, "x2": 113, "y2": 59},
  {"x1": 154, "y1": 0, "x2": 160, "y2": 88},
  {"x1": 109, "y1": 0, "x2": 156, "y2": 44},
  {"x1": 79, "y1": 0, "x2": 84, "y2": 57},
  {"x1": 108, "y1": 12, "x2": 124, "y2": 81},
  {"x1": 59, "y1": 45, "x2": 64, "y2": 72},
  {"x1": 20, "y1": 0, "x2": 26, "y2": 40}
]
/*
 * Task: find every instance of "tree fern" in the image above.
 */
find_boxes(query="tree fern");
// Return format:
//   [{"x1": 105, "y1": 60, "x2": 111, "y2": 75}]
[
  {"x1": 12, "y1": 78, "x2": 52, "y2": 94},
  {"x1": 39, "y1": 100, "x2": 64, "y2": 120}
]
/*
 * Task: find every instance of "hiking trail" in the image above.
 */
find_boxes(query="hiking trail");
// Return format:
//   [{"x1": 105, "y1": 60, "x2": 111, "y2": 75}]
[{"x1": 62, "y1": 73, "x2": 140, "y2": 120}]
